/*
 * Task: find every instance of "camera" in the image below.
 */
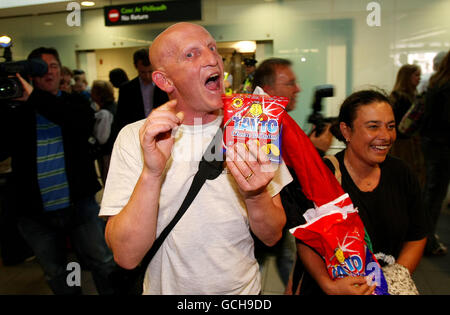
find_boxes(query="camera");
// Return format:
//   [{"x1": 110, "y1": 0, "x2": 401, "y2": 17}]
[
  {"x1": 0, "y1": 59, "x2": 48, "y2": 100},
  {"x1": 307, "y1": 84, "x2": 337, "y2": 136}
]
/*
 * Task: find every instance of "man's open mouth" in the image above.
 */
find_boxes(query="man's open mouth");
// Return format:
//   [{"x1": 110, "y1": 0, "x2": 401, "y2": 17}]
[{"x1": 205, "y1": 73, "x2": 220, "y2": 90}]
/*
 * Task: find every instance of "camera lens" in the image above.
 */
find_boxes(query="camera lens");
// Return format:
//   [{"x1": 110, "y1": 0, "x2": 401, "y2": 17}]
[
  {"x1": 0, "y1": 81, "x2": 17, "y2": 96},
  {"x1": 0, "y1": 77, "x2": 22, "y2": 99}
]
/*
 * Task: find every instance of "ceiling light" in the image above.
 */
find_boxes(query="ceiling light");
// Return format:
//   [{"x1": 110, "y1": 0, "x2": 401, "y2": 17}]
[
  {"x1": 233, "y1": 41, "x2": 256, "y2": 53},
  {"x1": 0, "y1": 35, "x2": 12, "y2": 48},
  {"x1": 81, "y1": 1, "x2": 95, "y2": 6}
]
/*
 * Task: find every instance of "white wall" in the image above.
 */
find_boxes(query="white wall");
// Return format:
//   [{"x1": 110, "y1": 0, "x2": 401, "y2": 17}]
[{"x1": 1, "y1": 0, "x2": 448, "y2": 126}]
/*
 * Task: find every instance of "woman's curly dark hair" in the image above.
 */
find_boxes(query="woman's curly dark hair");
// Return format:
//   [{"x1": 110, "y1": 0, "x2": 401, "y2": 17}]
[{"x1": 331, "y1": 89, "x2": 392, "y2": 142}]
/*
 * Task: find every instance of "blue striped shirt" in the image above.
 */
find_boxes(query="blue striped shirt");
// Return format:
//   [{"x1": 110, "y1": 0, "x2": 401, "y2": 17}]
[{"x1": 36, "y1": 113, "x2": 70, "y2": 211}]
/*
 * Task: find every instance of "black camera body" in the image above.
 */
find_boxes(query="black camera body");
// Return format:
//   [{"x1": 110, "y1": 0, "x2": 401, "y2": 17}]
[
  {"x1": 307, "y1": 84, "x2": 336, "y2": 136},
  {"x1": 0, "y1": 59, "x2": 48, "y2": 100}
]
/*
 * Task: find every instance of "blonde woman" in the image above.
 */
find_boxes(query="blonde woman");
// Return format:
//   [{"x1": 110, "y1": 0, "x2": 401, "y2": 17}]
[{"x1": 389, "y1": 64, "x2": 425, "y2": 186}]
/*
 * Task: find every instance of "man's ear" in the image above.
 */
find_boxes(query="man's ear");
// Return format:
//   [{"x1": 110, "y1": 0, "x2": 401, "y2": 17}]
[
  {"x1": 262, "y1": 85, "x2": 274, "y2": 96},
  {"x1": 152, "y1": 71, "x2": 174, "y2": 94}
]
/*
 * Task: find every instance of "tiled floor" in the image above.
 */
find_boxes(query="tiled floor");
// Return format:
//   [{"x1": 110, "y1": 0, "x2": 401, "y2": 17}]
[
  {"x1": 1, "y1": 202, "x2": 449, "y2": 295},
  {"x1": 0, "y1": 257, "x2": 97, "y2": 295}
]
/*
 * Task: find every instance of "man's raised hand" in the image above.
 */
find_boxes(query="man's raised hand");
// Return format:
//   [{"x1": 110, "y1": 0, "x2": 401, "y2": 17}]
[{"x1": 139, "y1": 99, "x2": 184, "y2": 177}]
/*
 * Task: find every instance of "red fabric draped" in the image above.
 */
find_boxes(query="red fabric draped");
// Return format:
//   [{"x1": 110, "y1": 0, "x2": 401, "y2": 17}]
[{"x1": 281, "y1": 114, "x2": 345, "y2": 207}]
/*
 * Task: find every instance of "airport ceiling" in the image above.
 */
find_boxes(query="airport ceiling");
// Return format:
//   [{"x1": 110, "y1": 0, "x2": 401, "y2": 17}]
[{"x1": 0, "y1": 1, "x2": 155, "y2": 18}]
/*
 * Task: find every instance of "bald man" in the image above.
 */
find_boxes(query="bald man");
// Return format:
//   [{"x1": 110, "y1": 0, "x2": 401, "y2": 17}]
[{"x1": 100, "y1": 22, "x2": 292, "y2": 294}]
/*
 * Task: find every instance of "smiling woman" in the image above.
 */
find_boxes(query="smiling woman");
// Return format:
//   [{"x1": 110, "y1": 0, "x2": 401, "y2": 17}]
[
  {"x1": 293, "y1": 89, "x2": 428, "y2": 295},
  {"x1": 338, "y1": 92, "x2": 396, "y2": 172}
]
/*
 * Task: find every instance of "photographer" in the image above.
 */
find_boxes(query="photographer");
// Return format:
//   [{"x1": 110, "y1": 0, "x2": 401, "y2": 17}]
[{"x1": 0, "y1": 47, "x2": 116, "y2": 295}]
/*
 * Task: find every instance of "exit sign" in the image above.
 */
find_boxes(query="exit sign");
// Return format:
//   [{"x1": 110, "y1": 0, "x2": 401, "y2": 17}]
[{"x1": 104, "y1": 0, "x2": 201, "y2": 26}]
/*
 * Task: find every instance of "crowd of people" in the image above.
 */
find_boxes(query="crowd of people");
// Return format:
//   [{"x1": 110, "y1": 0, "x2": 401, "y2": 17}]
[
  {"x1": 0, "y1": 45, "x2": 168, "y2": 294},
  {"x1": 0, "y1": 21, "x2": 448, "y2": 295},
  {"x1": 388, "y1": 52, "x2": 449, "y2": 256},
  {"x1": 1, "y1": 47, "x2": 116, "y2": 294}
]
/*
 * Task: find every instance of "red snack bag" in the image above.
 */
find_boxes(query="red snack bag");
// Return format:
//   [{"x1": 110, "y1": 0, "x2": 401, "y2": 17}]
[
  {"x1": 292, "y1": 194, "x2": 366, "y2": 278},
  {"x1": 290, "y1": 194, "x2": 388, "y2": 294},
  {"x1": 222, "y1": 94, "x2": 288, "y2": 163}
]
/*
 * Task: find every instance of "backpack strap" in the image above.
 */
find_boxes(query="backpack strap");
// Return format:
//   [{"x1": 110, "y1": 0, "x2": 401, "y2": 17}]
[{"x1": 324, "y1": 155, "x2": 341, "y2": 184}]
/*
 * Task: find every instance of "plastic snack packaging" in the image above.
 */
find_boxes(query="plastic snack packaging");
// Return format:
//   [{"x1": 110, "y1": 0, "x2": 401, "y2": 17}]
[
  {"x1": 281, "y1": 113, "x2": 388, "y2": 295},
  {"x1": 222, "y1": 93, "x2": 288, "y2": 163}
]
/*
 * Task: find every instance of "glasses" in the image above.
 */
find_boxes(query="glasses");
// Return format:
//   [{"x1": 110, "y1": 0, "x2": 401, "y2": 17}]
[{"x1": 276, "y1": 81, "x2": 298, "y2": 87}]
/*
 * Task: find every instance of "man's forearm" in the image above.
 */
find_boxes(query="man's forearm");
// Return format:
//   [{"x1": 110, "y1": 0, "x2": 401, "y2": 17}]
[
  {"x1": 105, "y1": 170, "x2": 162, "y2": 269},
  {"x1": 246, "y1": 192, "x2": 286, "y2": 246}
]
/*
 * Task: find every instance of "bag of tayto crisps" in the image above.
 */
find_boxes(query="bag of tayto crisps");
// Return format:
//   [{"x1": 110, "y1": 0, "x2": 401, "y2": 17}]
[
  {"x1": 281, "y1": 114, "x2": 389, "y2": 295},
  {"x1": 222, "y1": 93, "x2": 288, "y2": 163},
  {"x1": 293, "y1": 193, "x2": 388, "y2": 292}
]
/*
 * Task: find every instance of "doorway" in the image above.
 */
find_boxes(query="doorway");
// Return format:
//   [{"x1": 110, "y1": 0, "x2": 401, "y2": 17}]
[
  {"x1": 76, "y1": 46, "x2": 145, "y2": 98},
  {"x1": 218, "y1": 40, "x2": 273, "y2": 93}
]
